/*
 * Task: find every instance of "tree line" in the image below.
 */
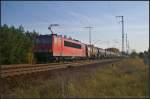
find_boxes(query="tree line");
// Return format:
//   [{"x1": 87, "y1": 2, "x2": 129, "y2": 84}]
[{"x1": 0, "y1": 24, "x2": 39, "y2": 65}]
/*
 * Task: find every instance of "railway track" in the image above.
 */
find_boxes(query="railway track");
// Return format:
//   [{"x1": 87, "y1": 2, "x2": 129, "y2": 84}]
[{"x1": 1, "y1": 59, "x2": 120, "y2": 78}]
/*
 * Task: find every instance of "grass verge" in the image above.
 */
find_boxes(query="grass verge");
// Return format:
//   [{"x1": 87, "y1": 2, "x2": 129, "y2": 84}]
[{"x1": 1, "y1": 58, "x2": 149, "y2": 98}]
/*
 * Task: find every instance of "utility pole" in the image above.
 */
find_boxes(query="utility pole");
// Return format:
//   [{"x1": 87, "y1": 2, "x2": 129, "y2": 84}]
[
  {"x1": 84, "y1": 26, "x2": 93, "y2": 59},
  {"x1": 116, "y1": 16, "x2": 125, "y2": 56},
  {"x1": 126, "y1": 33, "x2": 128, "y2": 55},
  {"x1": 127, "y1": 40, "x2": 130, "y2": 54},
  {"x1": 84, "y1": 26, "x2": 93, "y2": 46}
]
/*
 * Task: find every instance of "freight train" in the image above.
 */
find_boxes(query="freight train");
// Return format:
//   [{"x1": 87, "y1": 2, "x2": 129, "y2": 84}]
[{"x1": 34, "y1": 34, "x2": 121, "y2": 63}]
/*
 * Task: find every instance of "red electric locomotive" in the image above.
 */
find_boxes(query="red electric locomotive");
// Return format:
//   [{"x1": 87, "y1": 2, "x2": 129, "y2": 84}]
[{"x1": 34, "y1": 34, "x2": 86, "y2": 62}]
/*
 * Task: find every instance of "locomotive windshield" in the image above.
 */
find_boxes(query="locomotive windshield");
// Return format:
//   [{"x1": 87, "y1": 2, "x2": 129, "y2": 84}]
[{"x1": 35, "y1": 35, "x2": 52, "y2": 45}]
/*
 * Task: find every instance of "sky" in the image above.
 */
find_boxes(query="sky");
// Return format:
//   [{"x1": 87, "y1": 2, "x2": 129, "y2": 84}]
[{"x1": 1, "y1": 1, "x2": 149, "y2": 52}]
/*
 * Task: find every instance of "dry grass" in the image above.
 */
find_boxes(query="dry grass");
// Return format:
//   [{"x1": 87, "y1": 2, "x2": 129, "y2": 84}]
[{"x1": 2, "y1": 58, "x2": 149, "y2": 98}]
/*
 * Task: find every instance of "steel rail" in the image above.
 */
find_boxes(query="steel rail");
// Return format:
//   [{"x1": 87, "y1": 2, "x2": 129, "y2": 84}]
[
  {"x1": 1, "y1": 60, "x2": 90, "y2": 69},
  {"x1": 1, "y1": 59, "x2": 119, "y2": 78}
]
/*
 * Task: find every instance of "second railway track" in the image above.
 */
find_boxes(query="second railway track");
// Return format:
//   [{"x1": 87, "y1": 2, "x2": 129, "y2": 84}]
[{"x1": 1, "y1": 59, "x2": 120, "y2": 78}]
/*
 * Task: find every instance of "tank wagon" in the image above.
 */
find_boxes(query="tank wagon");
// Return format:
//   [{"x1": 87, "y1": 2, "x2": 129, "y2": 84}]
[{"x1": 34, "y1": 34, "x2": 120, "y2": 63}]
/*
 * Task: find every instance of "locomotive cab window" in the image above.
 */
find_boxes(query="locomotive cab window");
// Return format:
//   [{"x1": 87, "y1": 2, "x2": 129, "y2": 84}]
[
  {"x1": 36, "y1": 36, "x2": 52, "y2": 45},
  {"x1": 64, "y1": 41, "x2": 81, "y2": 49}
]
